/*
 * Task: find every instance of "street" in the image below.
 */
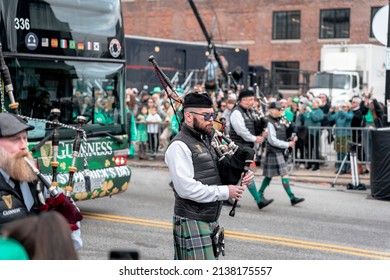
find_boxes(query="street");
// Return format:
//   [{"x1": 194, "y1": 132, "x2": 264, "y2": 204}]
[{"x1": 77, "y1": 166, "x2": 390, "y2": 260}]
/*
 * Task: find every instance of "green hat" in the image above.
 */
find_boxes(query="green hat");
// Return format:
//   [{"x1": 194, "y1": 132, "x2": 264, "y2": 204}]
[
  {"x1": 292, "y1": 96, "x2": 300, "y2": 104},
  {"x1": 106, "y1": 85, "x2": 114, "y2": 90},
  {"x1": 150, "y1": 86, "x2": 162, "y2": 95},
  {"x1": 0, "y1": 237, "x2": 29, "y2": 260}
]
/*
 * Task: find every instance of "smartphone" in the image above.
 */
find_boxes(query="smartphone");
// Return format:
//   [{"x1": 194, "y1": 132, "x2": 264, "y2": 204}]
[{"x1": 109, "y1": 250, "x2": 140, "y2": 260}]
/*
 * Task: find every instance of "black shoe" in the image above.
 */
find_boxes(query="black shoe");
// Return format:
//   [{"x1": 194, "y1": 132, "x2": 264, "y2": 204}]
[
  {"x1": 355, "y1": 184, "x2": 367, "y2": 191},
  {"x1": 291, "y1": 197, "x2": 305, "y2": 206},
  {"x1": 223, "y1": 198, "x2": 240, "y2": 207},
  {"x1": 257, "y1": 198, "x2": 274, "y2": 209},
  {"x1": 312, "y1": 166, "x2": 319, "y2": 171},
  {"x1": 305, "y1": 165, "x2": 312, "y2": 170}
]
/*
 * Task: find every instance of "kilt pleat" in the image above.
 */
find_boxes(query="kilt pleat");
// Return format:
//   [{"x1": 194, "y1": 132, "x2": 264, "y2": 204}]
[
  {"x1": 263, "y1": 152, "x2": 288, "y2": 177},
  {"x1": 173, "y1": 215, "x2": 218, "y2": 260}
]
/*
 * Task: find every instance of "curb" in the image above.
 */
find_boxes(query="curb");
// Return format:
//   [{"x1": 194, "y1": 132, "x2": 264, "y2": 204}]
[{"x1": 128, "y1": 158, "x2": 371, "y2": 188}]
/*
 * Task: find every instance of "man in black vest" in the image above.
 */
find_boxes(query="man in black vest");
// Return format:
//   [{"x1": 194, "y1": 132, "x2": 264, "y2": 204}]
[
  {"x1": 229, "y1": 89, "x2": 272, "y2": 209},
  {"x1": 0, "y1": 113, "x2": 82, "y2": 250},
  {"x1": 258, "y1": 102, "x2": 305, "y2": 208},
  {"x1": 165, "y1": 92, "x2": 253, "y2": 260}
]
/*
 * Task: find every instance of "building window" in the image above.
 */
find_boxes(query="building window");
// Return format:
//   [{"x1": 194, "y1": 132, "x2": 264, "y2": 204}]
[
  {"x1": 370, "y1": 6, "x2": 382, "y2": 38},
  {"x1": 319, "y1": 9, "x2": 350, "y2": 39},
  {"x1": 272, "y1": 11, "x2": 301, "y2": 40},
  {"x1": 271, "y1": 61, "x2": 300, "y2": 90}
]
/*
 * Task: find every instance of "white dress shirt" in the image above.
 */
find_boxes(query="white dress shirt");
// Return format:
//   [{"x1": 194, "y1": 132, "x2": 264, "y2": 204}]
[{"x1": 165, "y1": 140, "x2": 229, "y2": 203}]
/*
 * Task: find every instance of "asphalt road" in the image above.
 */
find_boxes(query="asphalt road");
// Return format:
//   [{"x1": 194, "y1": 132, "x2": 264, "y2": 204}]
[{"x1": 77, "y1": 166, "x2": 390, "y2": 260}]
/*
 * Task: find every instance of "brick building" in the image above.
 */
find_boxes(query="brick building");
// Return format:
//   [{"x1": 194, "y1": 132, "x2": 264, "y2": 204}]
[{"x1": 122, "y1": 0, "x2": 387, "y2": 93}]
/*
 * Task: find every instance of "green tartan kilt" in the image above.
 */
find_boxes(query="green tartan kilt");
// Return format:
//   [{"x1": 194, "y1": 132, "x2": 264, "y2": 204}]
[
  {"x1": 173, "y1": 215, "x2": 219, "y2": 260},
  {"x1": 263, "y1": 151, "x2": 289, "y2": 178}
]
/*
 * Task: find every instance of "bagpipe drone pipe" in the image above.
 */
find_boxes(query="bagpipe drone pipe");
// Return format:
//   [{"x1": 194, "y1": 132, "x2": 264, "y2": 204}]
[
  {"x1": 148, "y1": 55, "x2": 254, "y2": 216},
  {"x1": 212, "y1": 131, "x2": 255, "y2": 186}
]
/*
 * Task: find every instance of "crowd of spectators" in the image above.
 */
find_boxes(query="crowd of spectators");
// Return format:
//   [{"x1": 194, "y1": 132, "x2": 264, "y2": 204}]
[{"x1": 126, "y1": 83, "x2": 386, "y2": 173}]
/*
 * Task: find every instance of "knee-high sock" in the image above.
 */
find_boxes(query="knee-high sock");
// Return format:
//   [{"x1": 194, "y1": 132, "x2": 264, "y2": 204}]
[
  {"x1": 246, "y1": 180, "x2": 261, "y2": 203},
  {"x1": 282, "y1": 177, "x2": 294, "y2": 200},
  {"x1": 258, "y1": 177, "x2": 272, "y2": 202}
]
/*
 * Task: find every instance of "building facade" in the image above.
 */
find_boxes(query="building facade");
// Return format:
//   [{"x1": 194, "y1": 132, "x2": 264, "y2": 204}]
[{"x1": 122, "y1": 0, "x2": 387, "y2": 93}]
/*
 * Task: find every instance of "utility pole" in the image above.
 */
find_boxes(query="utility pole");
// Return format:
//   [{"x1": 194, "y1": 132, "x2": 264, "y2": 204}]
[{"x1": 187, "y1": 0, "x2": 229, "y2": 84}]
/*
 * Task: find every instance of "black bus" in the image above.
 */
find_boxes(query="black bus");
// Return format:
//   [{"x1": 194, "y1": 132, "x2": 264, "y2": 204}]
[
  {"x1": 0, "y1": 0, "x2": 131, "y2": 201},
  {"x1": 125, "y1": 35, "x2": 249, "y2": 93}
]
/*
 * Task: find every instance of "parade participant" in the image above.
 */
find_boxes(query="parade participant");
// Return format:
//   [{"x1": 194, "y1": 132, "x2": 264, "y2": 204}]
[
  {"x1": 229, "y1": 89, "x2": 270, "y2": 209},
  {"x1": 165, "y1": 92, "x2": 253, "y2": 260},
  {"x1": 258, "y1": 102, "x2": 305, "y2": 209},
  {"x1": 0, "y1": 113, "x2": 83, "y2": 250}
]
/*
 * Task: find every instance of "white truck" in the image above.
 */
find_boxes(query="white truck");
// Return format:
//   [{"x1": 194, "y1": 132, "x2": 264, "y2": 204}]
[{"x1": 308, "y1": 44, "x2": 386, "y2": 106}]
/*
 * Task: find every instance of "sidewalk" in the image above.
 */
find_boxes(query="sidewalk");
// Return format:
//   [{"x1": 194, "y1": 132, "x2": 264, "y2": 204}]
[{"x1": 128, "y1": 155, "x2": 371, "y2": 188}]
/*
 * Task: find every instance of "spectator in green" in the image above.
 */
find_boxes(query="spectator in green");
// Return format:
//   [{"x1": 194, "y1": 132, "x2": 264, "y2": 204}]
[
  {"x1": 328, "y1": 101, "x2": 353, "y2": 174},
  {"x1": 126, "y1": 89, "x2": 138, "y2": 158},
  {"x1": 136, "y1": 106, "x2": 148, "y2": 160},
  {"x1": 94, "y1": 98, "x2": 107, "y2": 124},
  {"x1": 300, "y1": 97, "x2": 324, "y2": 171}
]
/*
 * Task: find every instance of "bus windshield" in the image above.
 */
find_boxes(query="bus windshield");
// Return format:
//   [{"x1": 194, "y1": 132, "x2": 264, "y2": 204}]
[
  {"x1": 30, "y1": 0, "x2": 121, "y2": 37},
  {"x1": 6, "y1": 57, "x2": 125, "y2": 129}
]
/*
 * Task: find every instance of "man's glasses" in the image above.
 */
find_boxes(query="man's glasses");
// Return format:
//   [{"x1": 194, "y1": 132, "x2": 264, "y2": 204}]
[{"x1": 190, "y1": 112, "x2": 216, "y2": 121}]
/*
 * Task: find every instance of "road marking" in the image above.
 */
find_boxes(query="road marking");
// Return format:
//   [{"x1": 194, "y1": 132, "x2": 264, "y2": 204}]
[{"x1": 82, "y1": 211, "x2": 390, "y2": 260}]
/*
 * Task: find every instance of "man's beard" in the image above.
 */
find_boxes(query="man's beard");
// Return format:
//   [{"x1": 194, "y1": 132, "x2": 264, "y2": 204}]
[
  {"x1": 0, "y1": 148, "x2": 37, "y2": 182},
  {"x1": 193, "y1": 117, "x2": 213, "y2": 137}
]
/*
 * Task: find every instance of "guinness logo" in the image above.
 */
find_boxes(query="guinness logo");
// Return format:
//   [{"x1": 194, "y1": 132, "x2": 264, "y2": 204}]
[{"x1": 2, "y1": 194, "x2": 12, "y2": 209}]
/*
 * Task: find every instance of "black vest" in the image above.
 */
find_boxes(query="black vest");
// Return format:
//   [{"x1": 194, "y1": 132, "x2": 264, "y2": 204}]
[
  {"x1": 171, "y1": 124, "x2": 223, "y2": 222},
  {"x1": 229, "y1": 104, "x2": 256, "y2": 148},
  {"x1": 266, "y1": 117, "x2": 287, "y2": 153},
  {"x1": 0, "y1": 174, "x2": 40, "y2": 226}
]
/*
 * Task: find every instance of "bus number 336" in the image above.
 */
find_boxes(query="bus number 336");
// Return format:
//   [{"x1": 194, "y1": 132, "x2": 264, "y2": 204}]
[{"x1": 14, "y1": 18, "x2": 30, "y2": 30}]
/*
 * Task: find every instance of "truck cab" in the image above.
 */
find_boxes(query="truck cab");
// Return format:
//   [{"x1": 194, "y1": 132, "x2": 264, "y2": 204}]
[
  {"x1": 308, "y1": 71, "x2": 360, "y2": 106},
  {"x1": 307, "y1": 44, "x2": 385, "y2": 106}
]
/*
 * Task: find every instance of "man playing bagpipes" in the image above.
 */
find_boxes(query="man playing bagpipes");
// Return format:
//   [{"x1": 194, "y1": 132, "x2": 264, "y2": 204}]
[
  {"x1": 229, "y1": 89, "x2": 273, "y2": 209},
  {"x1": 0, "y1": 113, "x2": 83, "y2": 250},
  {"x1": 258, "y1": 102, "x2": 305, "y2": 209},
  {"x1": 165, "y1": 92, "x2": 254, "y2": 260}
]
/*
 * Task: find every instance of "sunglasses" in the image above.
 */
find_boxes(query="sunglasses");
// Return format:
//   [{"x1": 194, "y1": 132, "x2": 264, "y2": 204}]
[{"x1": 190, "y1": 111, "x2": 216, "y2": 121}]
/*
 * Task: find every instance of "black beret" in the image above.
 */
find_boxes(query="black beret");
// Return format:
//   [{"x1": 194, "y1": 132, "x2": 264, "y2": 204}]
[
  {"x1": 238, "y1": 89, "x2": 254, "y2": 100},
  {"x1": 268, "y1": 101, "x2": 282, "y2": 109},
  {"x1": 183, "y1": 92, "x2": 213, "y2": 109},
  {"x1": 0, "y1": 113, "x2": 34, "y2": 137}
]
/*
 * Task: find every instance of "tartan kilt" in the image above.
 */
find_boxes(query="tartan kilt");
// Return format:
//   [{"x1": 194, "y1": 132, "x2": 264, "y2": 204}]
[
  {"x1": 173, "y1": 215, "x2": 219, "y2": 260},
  {"x1": 263, "y1": 151, "x2": 289, "y2": 177}
]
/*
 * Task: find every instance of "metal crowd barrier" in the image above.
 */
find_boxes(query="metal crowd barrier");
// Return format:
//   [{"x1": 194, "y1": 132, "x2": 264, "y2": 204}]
[{"x1": 292, "y1": 126, "x2": 373, "y2": 167}]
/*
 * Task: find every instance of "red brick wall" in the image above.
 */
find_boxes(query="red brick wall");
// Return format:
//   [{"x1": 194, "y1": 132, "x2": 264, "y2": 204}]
[{"x1": 122, "y1": 0, "x2": 387, "y2": 73}]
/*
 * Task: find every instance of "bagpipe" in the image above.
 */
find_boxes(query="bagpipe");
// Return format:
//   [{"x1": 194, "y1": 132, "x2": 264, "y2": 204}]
[
  {"x1": 149, "y1": 55, "x2": 255, "y2": 217},
  {"x1": 0, "y1": 43, "x2": 83, "y2": 230}
]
